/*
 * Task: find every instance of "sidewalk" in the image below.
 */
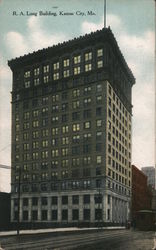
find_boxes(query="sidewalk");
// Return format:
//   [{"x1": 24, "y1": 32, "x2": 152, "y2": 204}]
[{"x1": 0, "y1": 226, "x2": 125, "y2": 237}]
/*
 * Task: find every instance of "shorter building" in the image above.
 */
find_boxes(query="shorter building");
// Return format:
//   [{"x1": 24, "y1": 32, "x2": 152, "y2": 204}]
[
  {"x1": 0, "y1": 192, "x2": 11, "y2": 230},
  {"x1": 141, "y1": 166, "x2": 155, "y2": 189},
  {"x1": 0, "y1": 165, "x2": 11, "y2": 193},
  {"x1": 131, "y1": 165, "x2": 152, "y2": 224}
]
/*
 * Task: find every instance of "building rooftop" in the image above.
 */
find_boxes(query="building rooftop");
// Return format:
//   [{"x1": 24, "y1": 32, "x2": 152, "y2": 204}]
[{"x1": 8, "y1": 27, "x2": 135, "y2": 85}]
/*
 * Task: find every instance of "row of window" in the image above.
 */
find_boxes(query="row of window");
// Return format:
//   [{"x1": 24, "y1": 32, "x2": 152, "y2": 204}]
[
  {"x1": 108, "y1": 85, "x2": 131, "y2": 121},
  {"x1": 13, "y1": 179, "x2": 101, "y2": 193},
  {"x1": 14, "y1": 208, "x2": 103, "y2": 221},
  {"x1": 14, "y1": 194, "x2": 101, "y2": 207},
  {"x1": 14, "y1": 167, "x2": 102, "y2": 182},
  {"x1": 24, "y1": 49, "x2": 103, "y2": 77},
  {"x1": 19, "y1": 106, "x2": 103, "y2": 122},
  {"x1": 16, "y1": 119, "x2": 103, "y2": 132}
]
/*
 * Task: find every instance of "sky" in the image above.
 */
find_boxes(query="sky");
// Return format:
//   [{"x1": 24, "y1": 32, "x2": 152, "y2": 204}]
[{"x1": 0, "y1": 0, "x2": 155, "y2": 188}]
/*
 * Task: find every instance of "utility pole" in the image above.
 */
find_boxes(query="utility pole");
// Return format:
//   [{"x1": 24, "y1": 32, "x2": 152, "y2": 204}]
[
  {"x1": 104, "y1": 0, "x2": 107, "y2": 28},
  {"x1": 17, "y1": 167, "x2": 21, "y2": 235}
]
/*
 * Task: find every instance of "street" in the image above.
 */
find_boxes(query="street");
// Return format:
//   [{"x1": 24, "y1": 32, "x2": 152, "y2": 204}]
[{"x1": 0, "y1": 229, "x2": 155, "y2": 250}]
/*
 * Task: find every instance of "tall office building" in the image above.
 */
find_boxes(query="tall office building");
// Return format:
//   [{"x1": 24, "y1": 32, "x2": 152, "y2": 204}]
[
  {"x1": 8, "y1": 27, "x2": 135, "y2": 226},
  {"x1": 142, "y1": 167, "x2": 156, "y2": 189}
]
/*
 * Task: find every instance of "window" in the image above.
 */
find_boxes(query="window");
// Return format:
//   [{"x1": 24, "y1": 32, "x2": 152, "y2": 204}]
[
  {"x1": 25, "y1": 81, "x2": 30, "y2": 88},
  {"x1": 83, "y1": 194, "x2": 90, "y2": 204},
  {"x1": 53, "y1": 72, "x2": 59, "y2": 80},
  {"x1": 97, "y1": 48, "x2": 103, "y2": 57},
  {"x1": 23, "y1": 198, "x2": 28, "y2": 206},
  {"x1": 72, "y1": 135, "x2": 80, "y2": 143},
  {"x1": 84, "y1": 121, "x2": 91, "y2": 129},
  {"x1": 61, "y1": 159, "x2": 68, "y2": 167},
  {"x1": 43, "y1": 76, "x2": 49, "y2": 83},
  {"x1": 83, "y1": 133, "x2": 91, "y2": 141},
  {"x1": 52, "y1": 128, "x2": 58, "y2": 135},
  {"x1": 42, "y1": 107, "x2": 48, "y2": 116},
  {"x1": 62, "y1": 148, "x2": 68, "y2": 156},
  {"x1": 52, "y1": 116, "x2": 59, "y2": 123},
  {"x1": 42, "y1": 140, "x2": 48, "y2": 148},
  {"x1": 72, "y1": 112, "x2": 80, "y2": 121},
  {"x1": 83, "y1": 209, "x2": 90, "y2": 220},
  {"x1": 96, "y1": 95, "x2": 102, "y2": 103},
  {"x1": 41, "y1": 172, "x2": 48, "y2": 180},
  {"x1": 51, "y1": 196, "x2": 58, "y2": 205},
  {"x1": 23, "y1": 143, "x2": 29, "y2": 150},
  {"x1": 85, "y1": 52, "x2": 92, "y2": 61},
  {"x1": 43, "y1": 64, "x2": 49, "y2": 73},
  {"x1": 23, "y1": 132, "x2": 29, "y2": 140},
  {"x1": 32, "y1": 152, "x2": 39, "y2": 160},
  {"x1": 63, "y1": 69, "x2": 69, "y2": 78},
  {"x1": 42, "y1": 96, "x2": 49, "y2": 105},
  {"x1": 62, "y1": 126, "x2": 69, "y2": 134},
  {"x1": 24, "y1": 70, "x2": 30, "y2": 78},
  {"x1": 97, "y1": 60, "x2": 103, "y2": 68},
  {"x1": 62, "y1": 170, "x2": 68, "y2": 178},
  {"x1": 73, "y1": 100, "x2": 80, "y2": 109},
  {"x1": 96, "y1": 84, "x2": 102, "y2": 92},
  {"x1": 83, "y1": 109, "x2": 91, "y2": 119},
  {"x1": 52, "y1": 105, "x2": 59, "y2": 113},
  {"x1": 85, "y1": 64, "x2": 92, "y2": 72},
  {"x1": 23, "y1": 122, "x2": 29, "y2": 130},
  {"x1": 83, "y1": 156, "x2": 91, "y2": 165},
  {"x1": 41, "y1": 210, "x2": 47, "y2": 220},
  {"x1": 84, "y1": 86, "x2": 91, "y2": 95},
  {"x1": 42, "y1": 129, "x2": 49, "y2": 137},
  {"x1": 41, "y1": 197, "x2": 48, "y2": 206},
  {"x1": 52, "y1": 210, "x2": 57, "y2": 220},
  {"x1": 62, "y1": 209, "x2": 68, "y2": 220},
  {"x1": 52, "y1": 94, "x2": 59, "y2": 102},
  {"x1": 62, "y1": 103, "x2": 68, "y2": 111},
  {"x1": 72, "y1": 209, "x2": 79, "y2": 220},
  {"x1": 34, "y1": 67, "x2": 39, "y2": 76},
  {"x1": 74, "y1": 55, "x2": 81, "y2": 64},
  {"x1": 32, "y1": 120, "x2": 39, "y2": 128},
  {"x1": 51, "y1": 172, "x2": 58, "y2": 180},
  {"x1": 61, "y1": 137, "x2": 69, "y2": 145},
  {"x1": 95, "y1": 209, "x2": 102, "y2": 220},
  {"x1": 72, "y1": 195, "x2": 79, "y2": 204},
  {"x1": 51, "y1": 149, "x2": 59, "y2": 157},
  {"x1": 34, "y1": 78, "x2": 39, "y2": 86},
  {"x1": 74, "y1": 66, "x2": 80, "y2": 75},
  {"x1": 63, "y1": 59, "x2": 70, "y2": 67},
  {"x1": 53, "y1": 62, "x2": 59, "y2": 70},
  {"x1": 72, "y1": 123, "x2": 80, "y2": 132},
  {"x1": 72, "y1": 158, "x2": 80, "y2": 166},
  {"x1": 32, "y1": 131, "x2": 39, "y2": 139},
  {"x1": 73, "y1": 89, "x2": 80, "y2": 97},
  {"x1": 96, "y1": 120, "x2": 102, "y2": 127},
  {"x1": 62, "y1": 196, "x2": 68, "y2": 205},
  {"x1": 32, "y1": 197, "x2": 38, "y2": 206},
  {"x1": 33, "y1": 110, "x2": 39, "y2": 117},
  {"x1": 97, "y1": 155, "x2": 102, "y2": 164},
  {"x1": 84, "y1": 98, "x2": 91, "y2": 106}
]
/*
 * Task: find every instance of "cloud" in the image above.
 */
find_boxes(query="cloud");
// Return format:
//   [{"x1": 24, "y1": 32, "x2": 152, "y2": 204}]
[
  {"x1": 5, "y1": 16, "x2": 67, "y2": 58},
  {"x1": 82, "y1": 14, "x2": 122, "y2": 34}
]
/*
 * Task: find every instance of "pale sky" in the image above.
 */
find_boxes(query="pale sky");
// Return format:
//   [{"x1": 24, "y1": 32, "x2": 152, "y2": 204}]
[{"x1": 0, "y1": 0, "x2": 155, "y2": 180}]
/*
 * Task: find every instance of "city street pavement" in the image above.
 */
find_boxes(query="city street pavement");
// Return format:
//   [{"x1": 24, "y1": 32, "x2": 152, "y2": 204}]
[{"x1": 0, "y1": 229, "x2": 155, "y2": 250}]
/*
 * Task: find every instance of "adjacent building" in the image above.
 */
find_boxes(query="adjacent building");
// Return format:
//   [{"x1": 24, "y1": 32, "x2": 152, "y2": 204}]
[
  {"x1": 8, "y1": 27, "x2": 135, "y2": 227},
  {"x1": 141, "y1": 166, "x2": 156, "y2": 189},
  {"x1": 132, "y1": 165, "x2": 152, "y2": 223}
]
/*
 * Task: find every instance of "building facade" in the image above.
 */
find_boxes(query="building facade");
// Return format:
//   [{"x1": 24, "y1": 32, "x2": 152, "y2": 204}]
[
  {"x1": 132, "y1": 165, "x2": 152, "y2": 222},
  {"x1": 141, "y1": 166, "x2": 156, "y2": 189},
  {"x1": 8, "y1": 27, "x2": 135, "y2": 227}
]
